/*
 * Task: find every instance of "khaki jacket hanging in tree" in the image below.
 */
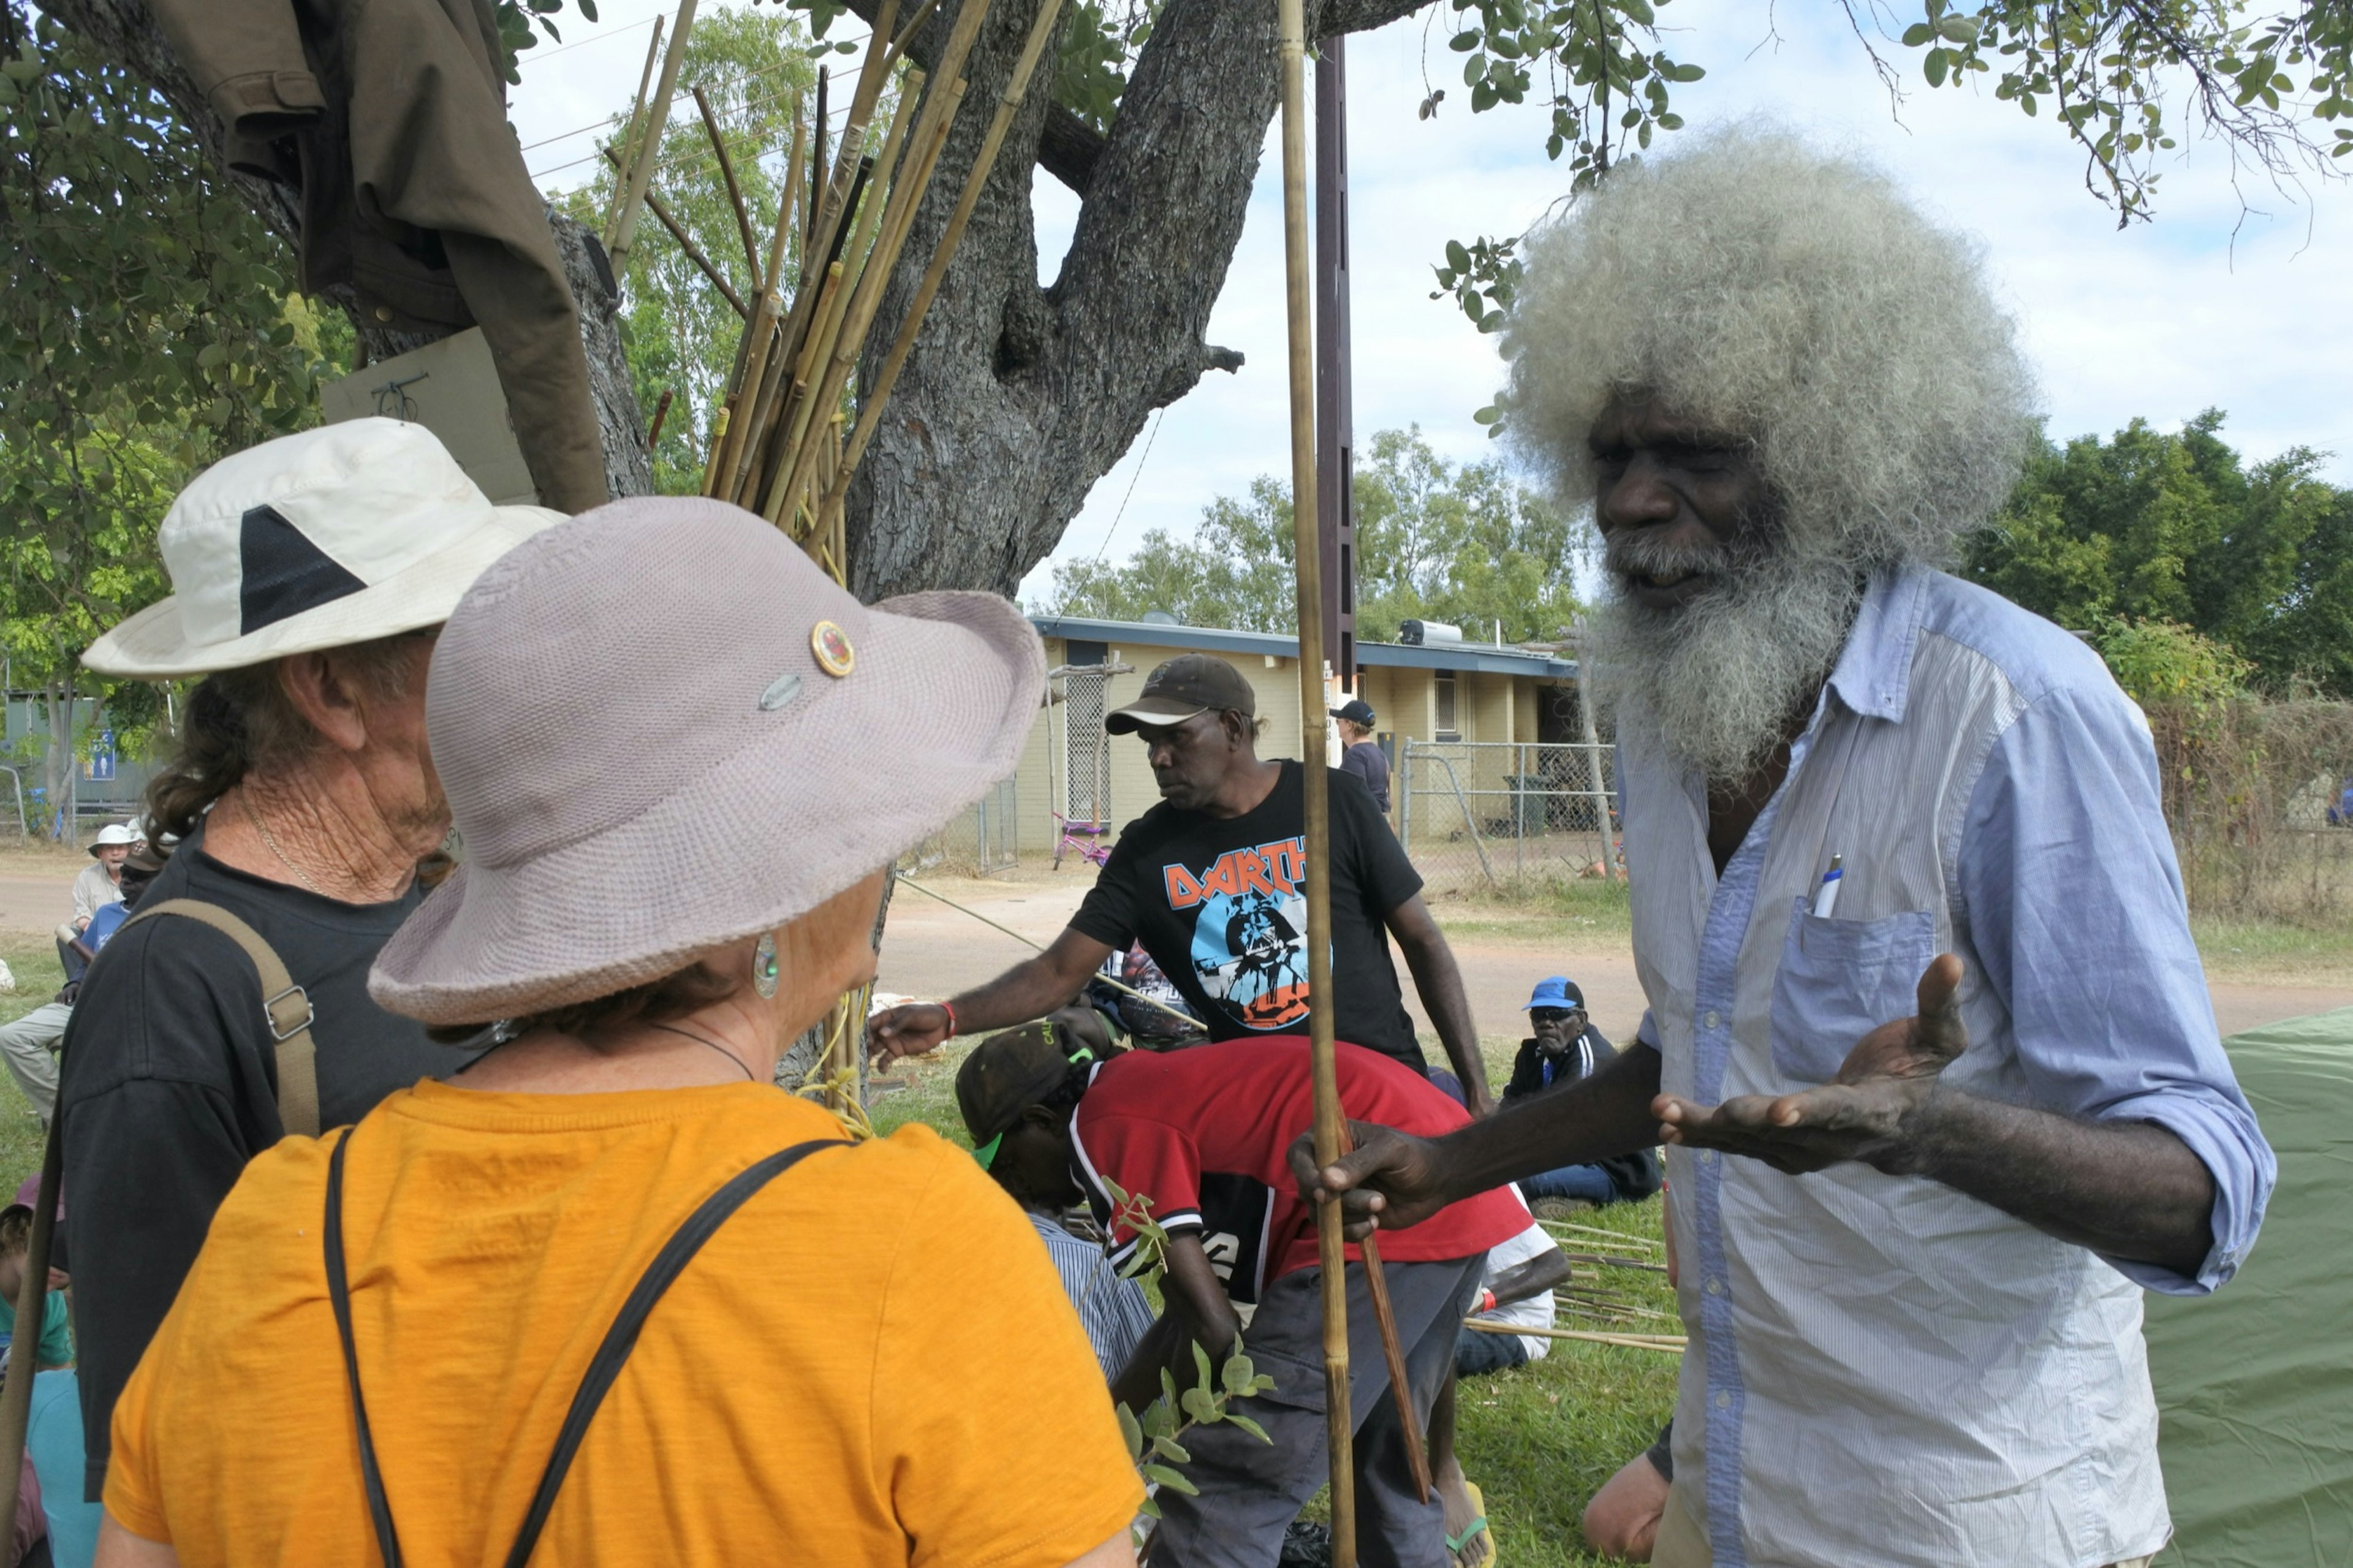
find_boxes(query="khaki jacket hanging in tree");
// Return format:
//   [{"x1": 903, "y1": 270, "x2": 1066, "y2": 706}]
[{"x1": 151, "y1": 0, "x2": 610, "y2": 512}]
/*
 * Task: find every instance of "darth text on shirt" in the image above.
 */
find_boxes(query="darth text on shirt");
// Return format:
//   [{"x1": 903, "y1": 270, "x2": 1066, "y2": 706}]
[{"x1": 1070, "y1": 762, "x2": 1425, "y2": 1067}]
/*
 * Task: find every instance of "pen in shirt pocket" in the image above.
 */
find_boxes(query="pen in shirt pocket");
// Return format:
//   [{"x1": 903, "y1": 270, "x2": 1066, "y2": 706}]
[{"x1": 1812, "y1": 854, "x2": 1844, "y2": 918}]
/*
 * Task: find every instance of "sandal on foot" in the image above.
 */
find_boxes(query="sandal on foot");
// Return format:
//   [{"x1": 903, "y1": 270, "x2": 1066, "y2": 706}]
[{"x1": 1446, "y1": 1482, "x2": 1496, "y2": 1568}]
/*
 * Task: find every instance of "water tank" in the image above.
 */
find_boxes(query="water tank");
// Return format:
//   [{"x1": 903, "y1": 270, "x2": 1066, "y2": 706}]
[
  {"x1": 1140, "y1": 610, "x2": 1180, "y2": 626},
  {"x1": 1400, "y1": 619, "x2": 1462, "y2": 646}
]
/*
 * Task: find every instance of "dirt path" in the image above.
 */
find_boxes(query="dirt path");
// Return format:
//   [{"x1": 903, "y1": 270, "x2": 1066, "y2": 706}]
[
  {"x1": 15, "y1": 854, "x2": 2341, "y2": 1040},
  {"x1": 879, "y1": 872, "x2": 2353, "y2": 1043}
]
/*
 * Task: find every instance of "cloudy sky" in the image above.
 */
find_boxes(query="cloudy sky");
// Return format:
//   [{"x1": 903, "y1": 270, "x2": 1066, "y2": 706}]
[{"x1": 513, "y1": 2, "x2": 2353, "y2": 605}]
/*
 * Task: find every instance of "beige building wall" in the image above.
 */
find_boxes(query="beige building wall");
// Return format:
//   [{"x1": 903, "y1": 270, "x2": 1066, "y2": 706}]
[{"x1": 996, "y1": 632, "x2": 1573, "y2": 865}]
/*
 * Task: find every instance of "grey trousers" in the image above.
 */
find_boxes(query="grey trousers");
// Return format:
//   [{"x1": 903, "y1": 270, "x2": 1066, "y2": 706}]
[
  {"x1": 0, "y1": 1001, "x2": 70, "y2": 1123},
  {"x1": 1150, "y1": 1252, "x2": 1485, "y2": 1568}
]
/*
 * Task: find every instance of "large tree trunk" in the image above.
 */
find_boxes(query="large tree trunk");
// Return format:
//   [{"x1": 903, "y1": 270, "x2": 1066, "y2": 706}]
[
  {"x1": 42, "y1": 0, "x2": 653, "y2": 501},
  {"x1": 841, "y1": 0, "x2": 1422, "y2": 600}
]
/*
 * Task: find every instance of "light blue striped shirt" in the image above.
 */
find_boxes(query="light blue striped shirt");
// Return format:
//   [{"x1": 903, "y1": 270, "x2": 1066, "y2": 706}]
[
  {"x1": 1027, "y1": 1211, "x2": 1158, "y2": 1379},
  {"x1": 1621, "y1": 564, "x2": 2273, "y2": 1567}
]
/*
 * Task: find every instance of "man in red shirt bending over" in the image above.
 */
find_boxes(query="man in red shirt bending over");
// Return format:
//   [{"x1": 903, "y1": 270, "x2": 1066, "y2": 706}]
[{"x1": 959, "y1": 1032, "x2": 1528, "y2": 1568}]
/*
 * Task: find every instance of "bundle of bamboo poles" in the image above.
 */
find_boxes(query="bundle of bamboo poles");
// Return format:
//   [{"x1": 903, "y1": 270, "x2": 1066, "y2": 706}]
[
  {"x1": 684, "y1": 0, "x2": 1064, "y2": 589},
  {"x1": 602, "y1": 0, "x2": 1067, "y2": 1111}
]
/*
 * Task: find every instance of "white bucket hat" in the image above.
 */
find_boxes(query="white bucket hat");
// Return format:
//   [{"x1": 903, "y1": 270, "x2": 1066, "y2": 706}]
[
  {"x1": 89, "y1": 824, "x2": 137, "y2": 855},
  {"x1": 369, "y1": 498, "x2": 1047, "y2": 1026},
  {"x1": 83, "y1": 418, "x2": 564, "y2": 678}
]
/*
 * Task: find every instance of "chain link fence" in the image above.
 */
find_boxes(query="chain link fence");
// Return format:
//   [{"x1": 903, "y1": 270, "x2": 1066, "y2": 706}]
[
  {"x1": 2148, "y1": 699, "x2": 2353, "y2": 925},
  {"x1": 1397, "y1": 740, "x2": 1619, "y2": 896},
  {"x1": 895, "y1": 776, "x2": 1019, "y2": 878}
]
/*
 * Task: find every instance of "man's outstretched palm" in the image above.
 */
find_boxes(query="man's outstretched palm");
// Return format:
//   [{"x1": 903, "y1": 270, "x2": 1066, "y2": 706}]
[{"x1": 1653, "y1": 953, "x2": 1969, "y2": 1175}]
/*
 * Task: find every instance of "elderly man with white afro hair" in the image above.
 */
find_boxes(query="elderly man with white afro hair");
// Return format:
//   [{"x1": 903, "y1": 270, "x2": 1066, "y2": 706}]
[{"x1": 1297, "y1": 131, "x2": 2273, "y2": 1568}]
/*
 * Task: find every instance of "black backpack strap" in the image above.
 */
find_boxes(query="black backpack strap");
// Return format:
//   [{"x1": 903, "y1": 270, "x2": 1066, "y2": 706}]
[
  {"x1": 324, "y1": 1126, "x2": 848, "y2": 1568},
  {"x1": 325, "y1": 1128, "x2": 403, "y2": 1567}
]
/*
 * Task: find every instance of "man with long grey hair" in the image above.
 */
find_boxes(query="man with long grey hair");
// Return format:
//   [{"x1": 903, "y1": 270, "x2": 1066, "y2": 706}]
[
  {"x1": 58, "y1": 419, "x2": 559, "y2": 1504},
  {"x1": 1295, "y1": 131, "x2": 2272, "y2": 1567}
]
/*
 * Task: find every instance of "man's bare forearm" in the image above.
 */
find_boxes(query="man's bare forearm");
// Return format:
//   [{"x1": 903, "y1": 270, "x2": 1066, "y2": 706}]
[
  {"x1": 1895, "y1": 1087, "x2": 2216, "y2": 1277},
  {"x1": 1428, "y1": 1043, "x2": 1663, "y2": 1203},
  {"x1": 944, "y1": 931, "x2": 1110, "y2": 1036},
  {"x1": 1403, "y1": 937, "x2": 1490, "y2": 1105}
]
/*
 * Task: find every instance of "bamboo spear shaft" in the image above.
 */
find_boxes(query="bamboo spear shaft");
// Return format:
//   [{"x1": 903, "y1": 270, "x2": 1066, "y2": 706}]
[
  {"x1": 0, "y1": 1117, "x2": 64, "y2": 1549},
  {"x1": 692, "y1": 82, "x2": 763, "y2": 285},
  {"x1": 1277, "y1": 0, "x2": 1359, "y2": 1556},
  {"x1": 598, "y1": 145, "x2": 746, "y2": 317},
  {"x1": 770, "y1": 69, "x2": 957, "y2": 534},
  {"x1": 602, "y1": 12, "x2": 667, "y2": 244},
  {"x1": 710, "y1": 110, "x2": 809, "y2": 499},
  {"x1": 610, "y1": 0, "x2": 700, "y2": 268},
  {"x1": 820, "y1": 0, "x2": 1066, "y2": 521}
]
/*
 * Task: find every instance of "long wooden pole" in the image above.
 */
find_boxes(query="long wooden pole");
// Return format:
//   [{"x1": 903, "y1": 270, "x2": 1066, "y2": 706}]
[
  {"x1": 602, "y1": 12, "x2": 668, "y2": 245},
  {"x1": 821, "y1": 0, "x2": 1066, "y2": 520},
  {"x1": 1277, "y1": 0, "x2": 1357, "y2": 1560},
  {"x1": 609, "y1": 0, "x2": 700, "y2": 269},
  {"x1": 0, "y1": 1118, "x2": 64, "y2": 1549},
  {"x1": 692, "y1": 82, "x2": 763, "y2": 285}
]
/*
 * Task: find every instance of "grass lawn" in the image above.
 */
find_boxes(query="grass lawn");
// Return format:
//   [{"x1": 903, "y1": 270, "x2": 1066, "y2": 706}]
[
  {"x1": 0, "y1": 934, "x2": 64, "y2": 1197},
  {"x1": 871, "y1": 1034, "x2": 1680, "y2": 1566}
]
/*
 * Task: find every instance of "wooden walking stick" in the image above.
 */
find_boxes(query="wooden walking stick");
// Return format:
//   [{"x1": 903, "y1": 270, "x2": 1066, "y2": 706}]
[
  {"x1": 1278, "y1": 0, "x2": 1427, "y2": 1552},
  {"x1": 0, "y1": 1112, "x2": 65, "y2": 1550}
]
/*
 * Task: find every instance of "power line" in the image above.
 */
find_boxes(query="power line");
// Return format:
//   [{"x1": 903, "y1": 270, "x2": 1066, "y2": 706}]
[
  {"x1": 515, "y1": 12, "x2": 657, "y2": 71},
  {"x1": 1091, "y1": 407, "x2": 1164, "y2": 565}
]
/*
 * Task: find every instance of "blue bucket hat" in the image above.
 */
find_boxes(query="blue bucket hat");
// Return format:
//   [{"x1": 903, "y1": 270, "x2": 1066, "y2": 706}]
[{"x1": 1523, "y1": 975, "x2": 1585, "y2": 1010}]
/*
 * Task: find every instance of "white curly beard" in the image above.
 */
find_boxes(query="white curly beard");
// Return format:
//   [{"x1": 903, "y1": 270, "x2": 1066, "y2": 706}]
[{"x1": 1587, "y1": 526, "x2": 1864, "y2": 787}]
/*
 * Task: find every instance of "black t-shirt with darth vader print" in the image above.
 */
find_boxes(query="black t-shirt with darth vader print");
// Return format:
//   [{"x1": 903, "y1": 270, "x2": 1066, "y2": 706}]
[{"x1": 1070, "y1": 762, "x2": 1427, "y2": 1069}]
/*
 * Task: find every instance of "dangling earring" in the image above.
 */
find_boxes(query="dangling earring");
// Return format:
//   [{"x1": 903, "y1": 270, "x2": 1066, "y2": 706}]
[{"x1": 754, "y1": 933, "x2": 780, "y2": 999}]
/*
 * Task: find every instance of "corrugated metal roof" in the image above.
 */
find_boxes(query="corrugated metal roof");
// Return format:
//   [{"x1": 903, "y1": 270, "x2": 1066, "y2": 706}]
[{"x1": 1028, "y1": 614, "x2": 1578, "y2": 679}]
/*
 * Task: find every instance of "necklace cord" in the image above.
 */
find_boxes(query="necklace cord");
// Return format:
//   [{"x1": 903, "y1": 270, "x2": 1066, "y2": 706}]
[{"x1": 643, "y1": 1022, "x2": 756, "y2": 1082}]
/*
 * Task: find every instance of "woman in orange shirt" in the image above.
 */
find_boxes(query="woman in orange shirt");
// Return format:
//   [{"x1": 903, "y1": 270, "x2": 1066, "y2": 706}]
[{"x1": 96, "y1": 499, "x2": 1142, "y2": 1568}]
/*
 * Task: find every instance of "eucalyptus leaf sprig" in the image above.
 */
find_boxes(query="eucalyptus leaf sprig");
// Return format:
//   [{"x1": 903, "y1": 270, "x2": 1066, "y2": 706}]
[{"x1": 1099, "y1": 1179, "x2": 1276, "y2": 1527}]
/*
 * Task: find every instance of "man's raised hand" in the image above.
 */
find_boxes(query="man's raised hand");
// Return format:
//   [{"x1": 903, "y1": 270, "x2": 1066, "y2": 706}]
[
  {"x1": 1285, "y1": 1119, "x2": 1453, "y2": 1240},
  {"x1": 866, "y1": 1002, "x2": 953, "y2": 1062},
  {"x1": 1651, "y1": 953, "x2": 1969, "y2": 1176}
]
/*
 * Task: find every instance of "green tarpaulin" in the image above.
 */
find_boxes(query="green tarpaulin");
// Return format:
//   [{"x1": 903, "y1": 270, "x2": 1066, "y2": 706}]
[{"x1": 2148, "y1": 1007, "x2": 2353, "y2": 1567}]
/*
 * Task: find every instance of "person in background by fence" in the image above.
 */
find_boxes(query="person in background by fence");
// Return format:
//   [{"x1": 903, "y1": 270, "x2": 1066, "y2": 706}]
[
  {"x1": 58, "y1": 419, "x2": 563, "y2": 1507},
  {"x1": 872, "y1": 656, "x2": 1498, "y2": 1112},
  {"x1": 1296, "y1": 131, "x2": 2273, "y2": 1568},
  {"x1": 1501, "y1": 978, "x2": 1659, "y2": 1213},
  {"x1": 53, "y1": 826, "x2": 133, "y2": 986},
  {"x1": 1333, "y1": 698, "x2": 1391, "y2": 815},
  {"x1": 3, "y1": 849, "x2": 162, "y2": 1131}
]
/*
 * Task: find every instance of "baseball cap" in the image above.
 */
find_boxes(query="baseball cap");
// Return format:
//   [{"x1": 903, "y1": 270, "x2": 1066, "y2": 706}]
[
  {"x1": 1330, "y1": 697, "x2": 1376, "y2": 727},
  {"x1": 1105, "y1": 654, "x2": 1256, "y2": 735},
  {"x1": 1524, "y1": 975, "x2": 1585, "y2": 1010},
  {"x1": 955, "y1": 1018, "x2": 1102, "y2": 1167}
]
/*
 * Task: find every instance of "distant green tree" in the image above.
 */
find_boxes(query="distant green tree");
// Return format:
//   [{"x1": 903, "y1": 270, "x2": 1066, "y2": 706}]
[
  {"x1": 0, "y1": 4, "x2": 330, "y2": 823},
  {"x1": 1039, "y1": 427, "x2": 1581, "y2": 643},
  {"x1": 558, "y1": 11, "x2": 818, "y2": 494},
  {"x1": 1965, "y1": 411, "x2": 2353, "y2": 697}
]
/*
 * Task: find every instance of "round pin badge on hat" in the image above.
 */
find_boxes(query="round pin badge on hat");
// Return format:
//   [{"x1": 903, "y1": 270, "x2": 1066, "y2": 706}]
[{"x1": 811, "y1": 619, "x2": 855, "y2": 676}]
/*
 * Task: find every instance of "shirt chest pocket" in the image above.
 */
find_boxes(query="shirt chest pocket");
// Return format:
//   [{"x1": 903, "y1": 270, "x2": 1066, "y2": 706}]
[{"x1": 1769, "y1": 898, "x2": 1936, "y2": 1085}]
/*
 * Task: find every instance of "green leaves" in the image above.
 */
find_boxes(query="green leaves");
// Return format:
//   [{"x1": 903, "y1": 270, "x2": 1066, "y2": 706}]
[
  {"x1": 1, "y1": 2, "x2": 332, "y2": 699},
  {"x1": 1428, "y1": 232, "x2": 1520, "y2": 336},
  {"x1": 1039, "y1": 427, "x2": 1582, "y2": 645},
  {"x1": 1883, "y1": 2, "x2": 2352, "y2": 222}
]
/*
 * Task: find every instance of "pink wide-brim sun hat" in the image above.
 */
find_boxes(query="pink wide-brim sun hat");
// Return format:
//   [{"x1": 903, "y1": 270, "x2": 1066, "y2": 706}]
[{"x1": 369, "y1": 498, "x2": 1045, "y2": 1026}]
